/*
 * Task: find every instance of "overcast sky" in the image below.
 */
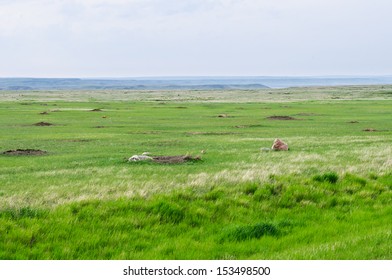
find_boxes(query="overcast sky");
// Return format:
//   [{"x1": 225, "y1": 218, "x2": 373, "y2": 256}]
[{"x1": 1, "y1": 0, "x2": 391, "y2": 77}]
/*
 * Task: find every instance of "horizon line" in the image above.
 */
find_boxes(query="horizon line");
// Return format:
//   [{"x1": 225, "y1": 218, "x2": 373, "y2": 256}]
[{"x1": 1, "y1": 74, "x2": 392, "y2": 80}]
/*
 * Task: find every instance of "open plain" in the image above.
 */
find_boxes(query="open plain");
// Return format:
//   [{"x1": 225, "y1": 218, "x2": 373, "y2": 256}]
[{"x1": 0, "y1": 86, "x2": 391, "y2": 259}]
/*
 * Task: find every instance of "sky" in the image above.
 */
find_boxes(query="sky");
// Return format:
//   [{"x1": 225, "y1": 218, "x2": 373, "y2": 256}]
[{"x1": 1, "y1": 0, "x2": 392, "y2": 78}]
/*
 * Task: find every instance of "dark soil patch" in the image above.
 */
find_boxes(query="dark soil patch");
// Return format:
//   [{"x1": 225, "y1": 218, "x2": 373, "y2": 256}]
[
  {"x1": 152, "y1": 155, "x2": 201, "y2": 164},
  {"x1": 93, "y1": 126, "x2": 105, "y2": 128},
  {"x1": 2, "y1": 149, "x2": 47, "y2": 156},
  {"x1": 90, "y1": 108, "x2": 103, "y2": 112},
  {"x1": 39, "y1": 111, "x2": 49, "y2": 115},
  {"x1": 34, "y1": 122, "x2": 53, "y2": 126},
  {"x1": 175, "y1": 106, "x2": 188, "y2": 109},
  {"x1": 267, "y1": 116, "x2": 297, "y2": 120},
  {"x1": 348, "y1": 121, "x2": 359, "y2": 123},
  {"x1": 363, "y1": 128, "x2": 377, "y2": 132}
]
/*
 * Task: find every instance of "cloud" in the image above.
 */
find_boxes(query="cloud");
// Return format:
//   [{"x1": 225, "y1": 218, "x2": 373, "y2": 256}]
[{"x1": 1, "y1": 0, "x2": 392, "y2": 76}]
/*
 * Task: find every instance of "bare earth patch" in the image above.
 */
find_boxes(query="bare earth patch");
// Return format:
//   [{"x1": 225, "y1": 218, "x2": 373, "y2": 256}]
[
  {"x1": 152, "y1": 155, "x2": 201, "y2": 164},
  {"x1": 2, "y1": 149, "x2": 47, "y2": 156},
  {"x1": 90, "y1": 108, "x2": 103, "y2": 112},
  {"x1": 363, "y1": 128, "x2": 377, "y2": 132},
  {"x1": 34, "y1": 122, "x2": 54, "y2": 126},
  {"x1": 267, "y1": 115, "x2": 297, "y2": 120}
]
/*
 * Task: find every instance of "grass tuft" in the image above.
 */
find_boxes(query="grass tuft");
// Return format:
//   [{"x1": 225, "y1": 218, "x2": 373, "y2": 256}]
[
  {"x1": 0, "y1": 207, "x2": 47, "y2": 220},
  {"x1": 242, "y1": 182, "x2": 259, "y2": 195},
  {"x1": 313, "y1": 172, "x2": 339, "y2": 184},
  {"x1": 151, "y1": 201, "x2": 185, "y2": 224},
  {"x1": 222, "y1": 222, "x2": 279, "y2": 242}
]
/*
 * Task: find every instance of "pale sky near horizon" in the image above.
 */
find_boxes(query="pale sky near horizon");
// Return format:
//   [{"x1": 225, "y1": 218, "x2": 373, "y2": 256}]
[{"x1": 1, "y1": 0, "x2": 391, "y2": 78}]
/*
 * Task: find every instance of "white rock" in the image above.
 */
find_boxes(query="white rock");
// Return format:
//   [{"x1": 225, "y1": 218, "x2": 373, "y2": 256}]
[{"x1": 128, "y1": 155, "x2": 152, "y2": 161}]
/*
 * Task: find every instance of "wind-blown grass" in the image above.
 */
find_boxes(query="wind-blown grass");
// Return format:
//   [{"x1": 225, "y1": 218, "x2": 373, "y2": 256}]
[{"x1": 0, "y1": 172, "x2": 391, "y2": 259}]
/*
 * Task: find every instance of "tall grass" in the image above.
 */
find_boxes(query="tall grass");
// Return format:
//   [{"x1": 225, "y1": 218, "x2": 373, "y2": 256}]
[{"x1": 0, "y1": 172, "x2": 391, "y2": 259}]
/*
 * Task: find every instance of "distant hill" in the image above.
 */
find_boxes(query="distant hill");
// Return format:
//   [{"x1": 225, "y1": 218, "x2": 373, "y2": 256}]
[
  {"x1": 0, "y1": 76, "x2": 392, "y2": 90},
  {"x1": 0, "y1": 78, "x2": 269, "y2": 90}
]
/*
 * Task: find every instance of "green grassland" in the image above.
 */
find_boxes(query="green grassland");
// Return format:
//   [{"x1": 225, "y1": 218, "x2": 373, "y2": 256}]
[{"x1": 0, "y1": 86, "x2": 391, "y2": 259}]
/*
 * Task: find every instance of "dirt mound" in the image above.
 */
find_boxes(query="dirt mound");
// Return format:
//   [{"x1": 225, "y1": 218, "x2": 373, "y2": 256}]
[
  {"x1": 39, "y1": 111, "x2": 49, "y2": 115},
  {"x1": 267, "y1": 116, "x2": 297, "y2": 120},
  {"x1": 218, "y1": 114, "x2": 233, "y2": 118},
  {"x1": 91, "y1": 108, "x2": 103, "y2": 112},
  {"x1": 34, "y1": 122, "x2": 53, "y2": 126},
  {"x1": 2, "y1": 149, "x2": 47, "y2": 156},
  {"x1": 348, "y1": 121, "x2": 359, "y2": 123},
  {"x1": 363, "y1": 128, "x2": 377, "y2": 132},
  {"x1": 152, "y1": 155, "x2": 201, "y2": 164}
]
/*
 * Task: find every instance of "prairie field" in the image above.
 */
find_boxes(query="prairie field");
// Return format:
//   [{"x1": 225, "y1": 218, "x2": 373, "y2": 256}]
[{"x1": 0, "y1": 86, "x2": 391, "y2": 259}]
